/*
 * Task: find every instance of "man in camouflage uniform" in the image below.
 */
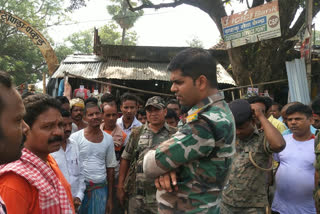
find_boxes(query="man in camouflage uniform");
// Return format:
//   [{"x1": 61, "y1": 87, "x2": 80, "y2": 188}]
[
  {"x1": 315, "y1": 134, "x2": 320, "y2": 213},
  {"x1": 117, "y1": 96, "x2": 177, "y2": 214},
  {"x1": 143, "y1": 48, "x2": 236, "y2": 214},
  {"x1": 221, "y1": 99, "x2": 285, "y2": 214}
]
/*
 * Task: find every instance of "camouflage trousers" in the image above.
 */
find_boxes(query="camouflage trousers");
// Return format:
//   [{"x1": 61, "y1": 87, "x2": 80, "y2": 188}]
[
  {"x1": 314, "y1": 189, "x2": 320, "y2": 214},
  {"x1": 220, "y1": 202, "x2": 267, "y2": 214},
  {"x1": 128, "y1": 196, "x2": 158, "y2": 214}
]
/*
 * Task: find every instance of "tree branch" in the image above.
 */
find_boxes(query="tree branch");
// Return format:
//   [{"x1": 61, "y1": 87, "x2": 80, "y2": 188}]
[
  {"x1": 251, "y1": 0, "x2": 264, "y2": 8},
  {"x1": 286, "y1": 9, "x2": 305, "y2": 39},
  {"x1": 246, "y1": 0, "x2": 251, "y2": 9},
  {"x1": 287, "y1": 2, "x2": 320, "y2": 39},
  {"x1": 126, "y1": 0, "x2": 186, "y2": 11}
]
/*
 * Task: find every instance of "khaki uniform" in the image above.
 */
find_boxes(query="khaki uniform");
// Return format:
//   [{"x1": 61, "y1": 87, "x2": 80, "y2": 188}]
[
  {"x1": 121, "y1": 123, "x2": 177, "y2": 214},
  {"x1": 222, "y1": 130, "x2": 273, "y2": 214}
]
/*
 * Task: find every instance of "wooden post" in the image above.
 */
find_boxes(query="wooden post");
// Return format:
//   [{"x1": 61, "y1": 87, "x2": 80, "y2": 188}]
[
  {"x1": 306, "y1": 0, "x2": 313, "y2": 94},
  {"x1": 42, "y1": 72, "x2": 46, "y2": 94}
]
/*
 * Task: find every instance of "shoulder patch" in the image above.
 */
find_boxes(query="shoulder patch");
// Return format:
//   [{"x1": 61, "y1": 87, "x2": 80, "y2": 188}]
[{"x1": 186, "y1": 107, "x2": 204, "y2": 123}]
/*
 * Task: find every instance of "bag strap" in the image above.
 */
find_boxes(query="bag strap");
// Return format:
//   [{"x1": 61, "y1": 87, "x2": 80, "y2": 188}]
[{"x1": 248, "y1": 136, "x2": 273, "y2": 171}]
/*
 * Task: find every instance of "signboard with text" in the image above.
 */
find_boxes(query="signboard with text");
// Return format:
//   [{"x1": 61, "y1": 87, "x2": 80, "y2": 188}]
[{"x1": 221, "y1": 1, "x2": 281, "y2": 49}]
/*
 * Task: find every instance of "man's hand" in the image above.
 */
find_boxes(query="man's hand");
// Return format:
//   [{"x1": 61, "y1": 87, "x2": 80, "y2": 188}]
[
  {"x1": 154, "y1": 171, "x2": 178, "y2": 192},
  {"x1": 116, "y1": 186, "x2": 126, "y2": 207},
  {"x1": 251, "y1": 103, "x2": 266, "y2": 120},
  {"x1": 105, "y1": 199, "x2": 113, "y2": 214},
  {"x1": 73, "y1": 197, "x2": 81, "y2": 211}
]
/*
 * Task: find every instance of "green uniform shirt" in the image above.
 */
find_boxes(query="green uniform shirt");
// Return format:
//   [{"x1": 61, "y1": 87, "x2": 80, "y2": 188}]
[
  {"x1": 143, "y1": 92, "x2": 235, "y2": 214},
  {"x1": 122, "y1": 122, "x2": 177, "y2": 204}
]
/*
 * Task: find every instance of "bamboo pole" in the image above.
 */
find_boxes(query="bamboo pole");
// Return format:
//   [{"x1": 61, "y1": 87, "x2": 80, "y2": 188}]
[{"x1": 64, "y1": 72, "x2": 174, "y2": 97}]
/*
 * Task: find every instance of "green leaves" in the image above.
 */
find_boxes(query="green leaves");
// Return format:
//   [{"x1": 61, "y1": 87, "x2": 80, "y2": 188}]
[
  {"x1": 0, "y1": 0, "x2": 68, "y2": 85},
  {"x1": 107, "y1": 0, "x2": 143, "y2": 44}
]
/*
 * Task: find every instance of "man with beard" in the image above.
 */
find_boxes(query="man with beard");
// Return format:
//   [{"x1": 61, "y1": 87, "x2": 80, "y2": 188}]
[
  {"x1": 51, "y1": 110, "x2": 86, "y2": 211},
  {"x1": 118, "y1": 96, "x2": 177, "y2": 214},
  {"x1": 117, "y1": 93, "x2": 142, "y2": 139},
  {"x1": 70, "y1": 98, "x2": 87, "y2": 133},
  {"x1": 272, "y1": 103, "x2": 316, "y2": 214},
  {"x1": 0, "y1": 71, "x2": 29, "y2": 214},
  {"x1": 143, "y1": 48, "x2": 235, "y2": 213},
  {"x1": 0, "y1": 94, "x2": 75, "y2": 213},
  {"x1": 70, "y1": 102, "x2": 117, "y2": 214}
]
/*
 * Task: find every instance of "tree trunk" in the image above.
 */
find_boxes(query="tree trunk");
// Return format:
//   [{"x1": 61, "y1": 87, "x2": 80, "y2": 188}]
[{"x1": 121, "y1": 28, "x2": 126, "y2": 45}]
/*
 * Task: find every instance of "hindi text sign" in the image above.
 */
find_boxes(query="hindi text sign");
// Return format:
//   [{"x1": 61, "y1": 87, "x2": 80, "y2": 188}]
[{"x1": 221, "y1": 1, "x2": 281, "y2": 49}]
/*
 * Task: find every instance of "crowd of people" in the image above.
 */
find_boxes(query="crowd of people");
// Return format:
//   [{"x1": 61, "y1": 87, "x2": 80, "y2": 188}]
[{"x1": 0, "y1": 48, "x2": 319, "y2": 214}]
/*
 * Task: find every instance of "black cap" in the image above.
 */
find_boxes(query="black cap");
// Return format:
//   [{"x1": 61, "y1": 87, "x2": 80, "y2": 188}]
[{"x1": 229, "y1": 99, "x2": 252, "y2": 126}]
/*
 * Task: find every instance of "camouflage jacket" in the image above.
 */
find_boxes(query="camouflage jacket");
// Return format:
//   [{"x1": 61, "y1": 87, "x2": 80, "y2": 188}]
[
  {"x1": 121, "y1": 122, "x2": 177, "y2": 203},
  {"x1": 143, "y1": 92, "x2": 235, "y2": 214},
  {"x1": 314, "y1": 132, "x2": 320, "y2": 213},
  {"x1": 222, "y1": 129, "x2": 272, "y2": 208}
]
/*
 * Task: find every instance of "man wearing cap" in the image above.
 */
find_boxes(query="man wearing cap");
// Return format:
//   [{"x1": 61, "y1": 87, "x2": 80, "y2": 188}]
[
  {"x1": 117, "y1": 96, "x2": 177, "y2": 214},
  {"x1": 70, "y1": 98, "x2": 87, "y2": 132},
  {"x1": 221, "y1": 99, "x2": 285, "y2": 213}
]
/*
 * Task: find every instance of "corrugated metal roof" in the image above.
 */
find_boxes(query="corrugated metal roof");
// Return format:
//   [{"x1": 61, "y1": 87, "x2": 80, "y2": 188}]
[
  {"x1": 52, "y1": 55, "x2": 236, "y2": 85},
  {"x1": 99, "y1": 59, "x2": 169, "y2": 81},
  {"x1": 52, "y1": 62, "x2": 102, "y2": 78},
  {"x1": 217, "y1": 64, "x2": 236, "y2": 85},
  {"x1": 63, "y1": 54, "x2": 103, "y2": 63}
]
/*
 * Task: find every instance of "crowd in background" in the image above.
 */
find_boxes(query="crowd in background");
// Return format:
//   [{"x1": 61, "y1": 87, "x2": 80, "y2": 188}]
[{"x1": 0, "y1": 48, "x2": 320, "y2": 214}]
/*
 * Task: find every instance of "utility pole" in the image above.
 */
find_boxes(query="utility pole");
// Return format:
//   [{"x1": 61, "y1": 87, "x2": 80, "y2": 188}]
[{"x1": 306, "y1": 0, "x2": 313, "y2": 95}]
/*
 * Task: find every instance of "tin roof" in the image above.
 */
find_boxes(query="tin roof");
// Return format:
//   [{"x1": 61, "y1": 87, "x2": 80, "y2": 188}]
[
  {"x1": 52, "y1": 55, "x2": 236, "y2": 85},
  {"x1": 99, "y1": 59, "x2": 169, "y2": 81}
]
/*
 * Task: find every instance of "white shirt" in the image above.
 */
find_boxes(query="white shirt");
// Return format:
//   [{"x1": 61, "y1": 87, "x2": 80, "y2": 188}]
[
  {"x1": 116, "y1": 116, "x2": 141, "y2": 145},
  {"x1": 51, "y1": 139, "x2": 86, "y2": 200},
  {"x1": 272, "y1": 134, "x2": 316, "y2": 214},
  {"x1": 70, "y1": 129, "x2": 117, "y2": 183}
]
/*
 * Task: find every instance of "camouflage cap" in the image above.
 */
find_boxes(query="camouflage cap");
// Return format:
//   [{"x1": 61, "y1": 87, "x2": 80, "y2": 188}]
[
  {"x1": 145, "y1": 96, "x2": 166, "y2": 110},
  {"x1": 229, "y1": 99, "x2": 252, "y2": 126}
]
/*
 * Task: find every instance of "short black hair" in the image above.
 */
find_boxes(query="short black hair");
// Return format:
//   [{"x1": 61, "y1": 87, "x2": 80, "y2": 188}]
[
  {"x1": 312, "y1": 97, "x2": 320, "y2": 115},
  {"x1": 21, "y1": 91, "x2": 34, "y2": 99},
  {"x1": 23, "y1": 94, "x2": 61, "y2": 128},
  {"x1": 56, "y1": 96, "x2": 69, "y2": 105},
  {"x1": 137, "y1": 109, "x2": 146, "y2": 116},
  {"x1": 0, "y1": 71, "x2": 13, "y2": 116},
  {"x1": 60, "y1": 109, "x2": 71, "y2": 117},
  {"x1": 120, "y1": 92, "x2": 138, "y2": 105},
  {"x1": 166, "y1": 99, "x2": 180, "y2": 108},
  {"x1": 247, "y1": 96, "x2": 271, "y2": 112},
  {"x1": 101, "y1": 93, "x2": 115, "y2": 104},
  {"x1": 165, "y1": 108, "x2": 179, "y2": 121},
  {"x1": 84, "y1": 97, "x2": 98, "y2": 106},
  {"x1": 84, "y1": 102, "x2": 100, "y2": 115},
  {"x1": 286, "y1": 103, "x2": 312, "y2": 118},
  {"x1": 167, "y1": 48, "x2": 218, "y2": 88},
  {"x1": 272, "y1": 101, "x2": 282, "y2": 112}
]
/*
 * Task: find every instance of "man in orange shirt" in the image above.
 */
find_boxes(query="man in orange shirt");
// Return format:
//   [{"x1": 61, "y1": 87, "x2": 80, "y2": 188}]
[
  {"x1": 0, "y1": 94, "x2": 75, "y2": 214},
  {"x1": 101, "y1": 103, "x2": 127, "y2": 214},
  {"x1": 0, "y1": 71, "x2": 30, "y2": 214}
]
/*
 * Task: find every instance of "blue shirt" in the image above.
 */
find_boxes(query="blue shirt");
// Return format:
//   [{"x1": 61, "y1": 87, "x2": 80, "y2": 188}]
[{"x1": 282, "y1": 125, "x2": 317, "y2": 135}]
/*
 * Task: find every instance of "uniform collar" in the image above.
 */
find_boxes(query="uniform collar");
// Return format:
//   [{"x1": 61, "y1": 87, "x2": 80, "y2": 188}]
[
  {"x1": 237, "y1": 127, "x2": 260, "y2": 143},
  {"x1": 187, "y1": 91, "x2": 224, "y2": 116},
  {"x1": 144, "y1": 122, "x2": 170, "y2": 133}
]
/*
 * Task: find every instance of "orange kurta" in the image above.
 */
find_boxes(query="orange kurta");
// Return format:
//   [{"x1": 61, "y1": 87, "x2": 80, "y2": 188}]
[{"x1": 0, "y1": 155, "x2": 75, "y2": 214}]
